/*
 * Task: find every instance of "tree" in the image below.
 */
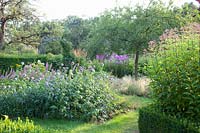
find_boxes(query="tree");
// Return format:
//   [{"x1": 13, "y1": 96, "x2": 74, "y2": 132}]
[
  {"x1": 7, "y1": 20, "x2": 41, "y2": 48},
  {"x1": 63, "y1": 16, "x2": 91, "y2": 49},
  {"x1": 38, "y1": 21, "x2": 64, "y2": 54},
  {"x1": 0, "y1": 0, "x2": 36, "y2": 49},
  {"x1": 85, "y1": 0, "x2": 195, "y2": 80}
]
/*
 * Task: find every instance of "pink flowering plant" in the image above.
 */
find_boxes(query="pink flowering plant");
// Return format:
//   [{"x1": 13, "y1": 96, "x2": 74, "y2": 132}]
[{"x1": 147, "y1": 23, "x2": 200, "y2": 123}]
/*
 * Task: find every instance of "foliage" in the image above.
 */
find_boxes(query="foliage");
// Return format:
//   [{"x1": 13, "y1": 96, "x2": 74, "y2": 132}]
[
  {"x1": 60, "y1": 39, "x2": 73, "y2": 57},
  {"x1": 177, "y1": 2, "x2": 200, "y2": 23},
  {"x1": 111, "y1": 76, "x2": 150, "y2": 97},
  {"x1": 63, "y1": 16, "x2": 91, "y2": 49},
  {"x1": 0, "y1": 0, "x2": 37, "y2": 49},
  {"x1": 95, "y1": 53, "x2": 132, "y2": 77},
  {"x1": 7, "y1": 20, "x2": 42, "y2": 49},
  {"x1": 138, "y1": 55, "x2": 149, "y2": 75},
  {"x1": 0, "y1": 116, "x2": 44, "y2": 133},
  {"x1": 0, "y1": 62, "x2": 121, "y2": 122},
  {"x1": 3, "y1": 44, "x2": 38, "y2": 54},
  {"x1": 0, "y1": 79, "x2": 28, "y2": 95},
  {"x1": 0, "y1": 53, "x2": 63, "y2": 72},
  {"x1": 38, "y1": 21, "x2": 64, "y2": 54},
  {"x1": 139, "y1": 105, "x2": 200, "y2": 133},
  {"x1": 147, "y1": 24, "x2": 200, "y2": 122},
  {"x1": 103, "y1": 62, "x2": 132, "y2": 78},
  {"x1": 94, "y1": 53, "x2": 147, "y2": 77},
  {"x1": 83, "y1": 0, "x2": 194, "y2": 79},
  {"x1": 6, "y1": 19, "x2": 65, "y2": 54},
  {"x1": 34, "y1": 95, "x2": 152, "y2": 133}
]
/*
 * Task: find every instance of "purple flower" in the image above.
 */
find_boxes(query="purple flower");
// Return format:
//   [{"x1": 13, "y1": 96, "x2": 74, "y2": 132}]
[
  {"x1": 96, "y1": 54, "x2": 105, "y2": 61},
  {"x1": 115, "y1": 55, "x2": 129, "y2": 62},
  {"x1": 109, "y1": 53, "x2": 129, "y2": 63},
  {"x1": 96, "y1": 53, "x2": 129, "y2": 64}
]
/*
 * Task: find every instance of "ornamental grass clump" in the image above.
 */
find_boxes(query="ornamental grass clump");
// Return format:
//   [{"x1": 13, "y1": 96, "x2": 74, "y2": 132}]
[{"x1": 111, "y1": 76, "x2": 150, "y2": 97}]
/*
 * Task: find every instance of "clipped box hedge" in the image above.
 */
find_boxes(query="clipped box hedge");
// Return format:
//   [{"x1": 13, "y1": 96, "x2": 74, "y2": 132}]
[
  {"x1": 0, "y1": 53, "x2": 63, "y2": 72},
  {"x1": 138, "y1": 105, "x2": 200, "y2": 133}
]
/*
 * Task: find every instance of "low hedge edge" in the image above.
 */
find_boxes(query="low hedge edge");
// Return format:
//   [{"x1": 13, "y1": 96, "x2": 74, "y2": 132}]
[{"x1": 138, "y1": 105, "x2": 200, "y2": 133}]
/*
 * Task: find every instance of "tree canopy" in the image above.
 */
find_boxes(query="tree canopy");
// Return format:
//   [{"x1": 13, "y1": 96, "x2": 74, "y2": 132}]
[
  {"x1": 0, "y1": 0, "x2": 37, "y2": 49},
  {"x1": 0, "y1": 0, "x2": 199, "y2": 79},
  {"x1": 83, "y1": 0, "x2": 199, "y2": 79}
]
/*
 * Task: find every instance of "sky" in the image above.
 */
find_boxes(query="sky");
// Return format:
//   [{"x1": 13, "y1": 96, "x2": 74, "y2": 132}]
[{"x1": 33, "y1": 0, "x2": 199, "y2": 20}]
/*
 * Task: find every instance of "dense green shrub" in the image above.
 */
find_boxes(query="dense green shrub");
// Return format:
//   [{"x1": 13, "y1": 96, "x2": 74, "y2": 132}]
[
  {"x1": 103, "y1": 60, "x2": 133, "y2": 78},
  {"x1": 0, "y1": 79, "x2": 28, "y2": 95},
  {"x1": 0, "y1": 63, "x2": 120, "y2": 121},
  {"x1": 0, "y1": 53, "x2": 63, "y2": 72},
  {"x1": 0, "y1": 116, "x2": 44, "y2": 133},
  {"x1": 95, "y1": 54, "x2": 133, "y2": 77},
  {"x1": 147, "y1": 31, "x2": 200, "y2": 122},
  {"x1": 102, "y1": 57, "x2": 148, "y2": 77},
  {"x1": 93, "y1": 53, "x2": 148, "y2": 77},
  {"x1": 138, "y1": 55, "x2": 149, "y2": 76},
  {"x1": 139, "y1": 105, "x2": 200, "y2": 133}
]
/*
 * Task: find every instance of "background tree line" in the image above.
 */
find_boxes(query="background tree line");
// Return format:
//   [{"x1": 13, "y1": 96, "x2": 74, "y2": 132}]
[{"x1": 0, "y1": 0, "x2": 199, "y2": 79}]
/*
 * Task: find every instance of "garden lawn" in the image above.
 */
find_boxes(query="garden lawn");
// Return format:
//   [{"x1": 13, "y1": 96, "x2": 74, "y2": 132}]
[{"x1": 34, "y1": 95, "x2": 152, "y2": 133}]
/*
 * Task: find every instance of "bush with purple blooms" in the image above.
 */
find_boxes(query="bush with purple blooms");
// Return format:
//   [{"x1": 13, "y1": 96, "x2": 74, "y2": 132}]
[
  {"x1": 96, "y1": 53, "x2": 129, "y2": 64},
  {"x1": 96, "y1": 53, "x2": 133, "y2": 77},
  {"x1": 0, "y1": 61, "x2": 121, "y2": 122}
]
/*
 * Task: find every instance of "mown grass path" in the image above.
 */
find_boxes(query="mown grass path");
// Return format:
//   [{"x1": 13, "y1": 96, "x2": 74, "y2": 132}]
[{"x1": 35, "y1": 96, "x2": 152, "y2": 133}]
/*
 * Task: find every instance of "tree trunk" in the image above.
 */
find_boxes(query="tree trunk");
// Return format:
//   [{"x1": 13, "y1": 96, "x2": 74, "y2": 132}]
[
  {"x1": 0, "y1": 20, "x2": 6, "y2": 50},
  {"x1": 134, "y1": 50, "x2": 139, "y2": 80}
]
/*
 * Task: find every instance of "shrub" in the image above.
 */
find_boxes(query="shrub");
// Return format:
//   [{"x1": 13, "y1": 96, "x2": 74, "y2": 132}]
[
  {"x1": 139, "y1": 105, "x2": 200, "y2": 133},
  {"x1": 0, "y1": 62, "x2": 120, "y2": 122},
  {"x1": 0, "y1": 53, "x2": 63, "y2": 73},
  {"x1": 0, "y1": 79, "x2": 28, "y2": 95},
  {"x1": 0, "y1": 116, "x2": 44, "y2": 133},
  {"x1": 103, "y1": 61, "x2": 133, "y2": 78},
  {"x1": 147, "y1": 24, "x2": 200, "y2": 122},
  {"x1": 95, "y1": 53, "x2": 148, "y2": 77},
  {"x1": 3, "y1": 44, "x2": 38, "y2": 55},
  {"x1": 95, "y1": 53, "x2": 133, "y2": 77},
  {"x1": 138, "y1": 55, "x2": 149, "y2": 76}
]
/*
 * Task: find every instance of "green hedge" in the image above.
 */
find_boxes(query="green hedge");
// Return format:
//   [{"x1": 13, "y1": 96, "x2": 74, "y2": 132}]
[
  {"x1": 0, "y1": 53, "x2": 63, "y2": 72},
  {"x1": 138, "y1": 106, "x2": 200, "y2": 133},
  {"x1": 103, "y1": 61, "x2": 133, "y2": 78},
  {"x1": 102, "y1": 57, "x2": 147, "y2": 78}
]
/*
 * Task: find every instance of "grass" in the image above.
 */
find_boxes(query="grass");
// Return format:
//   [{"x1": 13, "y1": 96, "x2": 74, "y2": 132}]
[
  {"x1": 35, "y1": 111, "x2": 138, "y2": 133},
  {"x1": 34, "y1": 95, "x2": 152, "y2": 133},
  {"x1": 111, "y1": 76, "x2": 150, "y2": 97}
]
